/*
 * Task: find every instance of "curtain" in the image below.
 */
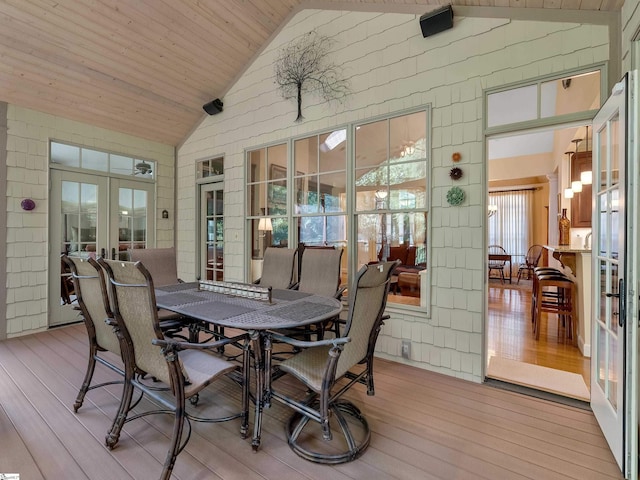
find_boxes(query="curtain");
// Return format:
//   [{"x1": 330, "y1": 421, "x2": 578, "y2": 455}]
[{"x1": 488, "y1": 190, "x2": 533, "y2": 270}]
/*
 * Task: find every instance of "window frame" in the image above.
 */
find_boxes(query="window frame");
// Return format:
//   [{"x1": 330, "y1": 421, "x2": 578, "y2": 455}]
[
  {"x1": 484, "y1": 64, "x2": 607, "y2": 136},
  {"x1": 244, "y1": 105, "x2": 432, "y2": 314}
]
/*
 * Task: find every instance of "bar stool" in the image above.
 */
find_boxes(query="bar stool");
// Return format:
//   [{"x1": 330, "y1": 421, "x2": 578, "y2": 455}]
[
  {"x1": 532, "y1": 271, "x2": 577, "y2": 344},
  {"x1": 530, "y1": 268, "x2": 567, "y2": 328}
]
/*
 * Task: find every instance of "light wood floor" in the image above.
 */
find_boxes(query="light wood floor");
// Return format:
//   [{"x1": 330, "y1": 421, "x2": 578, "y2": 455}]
[
  {"x1": 488, "y1": 278, "x2": 591, "y2": 388},
  {"x1": 0, "y1": 324, "x2": 621, "y2": 480}
]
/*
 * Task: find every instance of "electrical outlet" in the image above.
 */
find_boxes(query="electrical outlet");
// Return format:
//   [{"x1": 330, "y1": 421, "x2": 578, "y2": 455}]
[{"x1": 401, "y1": 340, "x2": 411, "y2": 359}]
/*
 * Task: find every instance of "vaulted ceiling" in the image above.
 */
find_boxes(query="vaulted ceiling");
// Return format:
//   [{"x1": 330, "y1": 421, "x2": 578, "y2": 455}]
[{"x1": 0, "y1": 0, "x2": 623, "y2": 146}]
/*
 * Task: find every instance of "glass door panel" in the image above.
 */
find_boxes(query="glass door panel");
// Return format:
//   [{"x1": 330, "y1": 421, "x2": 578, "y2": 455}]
[
  {"x1": 112, "y1": 180, "x2": 154, "y2": 259},
  {"x1": 50, "y1": 172, "x2": 155, "y2": 326},
  {"x1": 201, "y1": 183, "x2": 224, "y2": 281},
  {"x1": 591, "y1": 77, "x2": 626, "y2": 470},
  {"x1": 50, "y1": 170, "x2": 108, "y2": 326}
]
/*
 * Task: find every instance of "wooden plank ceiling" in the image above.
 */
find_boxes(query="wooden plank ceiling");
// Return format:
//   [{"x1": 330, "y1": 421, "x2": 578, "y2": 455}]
[{"x1": 0, "y1": 0, "x2": 623, "y2": 146}]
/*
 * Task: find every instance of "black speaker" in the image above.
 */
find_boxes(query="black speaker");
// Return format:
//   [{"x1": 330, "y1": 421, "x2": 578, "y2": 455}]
[
  {"x1": 419, "y1": 5, "x2": 453, "y2": 38},
  {"x1": 203, "y1": 98, "x2": 223, "y2": 115}
]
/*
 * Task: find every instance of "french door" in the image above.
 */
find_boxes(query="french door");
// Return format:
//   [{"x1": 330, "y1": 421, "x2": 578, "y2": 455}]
[
  {"x1": 591, "y1": 75, "x2": 630, "y2": 473},
  {"x1": 49, "y1": 169, "x2": 154, "y2": 326},
  {"x1": 200, "y1": 182, "x2": 224, "y2": 281}
]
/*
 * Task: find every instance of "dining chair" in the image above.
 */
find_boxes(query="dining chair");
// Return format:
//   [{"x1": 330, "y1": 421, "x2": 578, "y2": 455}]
[
  {"x1": 62, "y1": 255, "x2": 124, "y2": 414},
  {"x1": 62, "y1": 254, "x2": 143, "y2": 453},
  {"x1": 129, "y1": 247, "x2": 199, "y2": 341},
  {"x1": 98, "y1": 258, "x2": 250, "y2": 480},
  {"x1": 296, "y1": 245, "x2": 346, "y2": 338},
  {"x1": 488, "y1": 245, "x2": 508, "y2": 284},
  {"x1": 255, "y1": 246, "x2": 298, "y2": 289},
  {"x1": 266, "y1": 260, "x2": 400, "y2": 463},
  {"x1": 517, "y1": 244, "x2": 544, "y2": 284}
]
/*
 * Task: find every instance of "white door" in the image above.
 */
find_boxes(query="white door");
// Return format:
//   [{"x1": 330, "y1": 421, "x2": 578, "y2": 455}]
[
  {"x1": 200, "y1": 182, "x2": 224, "y2": 281},
  {"x1": 49, "y1": 171, "x2": 155, "y2": 326},
  {"x1": 591, "y1": 76, "x2": 628, "y2": 471},
  {"x1": 49, "y1": 170, "x2": 108, "y2": 326}
]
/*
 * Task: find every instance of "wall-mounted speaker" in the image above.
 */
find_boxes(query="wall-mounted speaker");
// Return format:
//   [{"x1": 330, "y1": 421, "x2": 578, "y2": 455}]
[
  {"x1": 419, "y1": 5, "x2": 453, "y2": 38},
  {"x1": 203, "y1": 98, "x2": 223, "y2": 115}
]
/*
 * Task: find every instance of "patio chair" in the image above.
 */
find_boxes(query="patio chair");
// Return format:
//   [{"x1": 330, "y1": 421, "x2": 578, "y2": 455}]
[
  {"x1": 267, "y1": 260, "x2": 400, "y2": 463},
  {"x1": 63, "y1": 254, "x2": 147, "y2": 452},
  {"x1": 517, "y1": 244, "x2": 544, "y2": 284},
  {"x1": 98, "y1": 258, "x2": 250, "y2": 480},
  {"x1": 296, "y1": 245, "x2": 346, "y2": 338},
  {"x1": 488, "y1": 245, "x2": 507, "y2": 284},
  {"x1": 129, "y1": 247, "x2": 199, "y2": 341},
  {"x1": 62, "y1": 255, "x2": 124, "y2": 415},
  {"x1": 254, "y1": 246, "x2": 297, "y2": 289}
]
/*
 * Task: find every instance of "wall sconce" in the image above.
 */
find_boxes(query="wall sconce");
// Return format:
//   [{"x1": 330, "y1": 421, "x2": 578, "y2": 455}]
[
  {"x1": 162, "y1": 209, "x2": 169, "y2": 219},
  {"x1": 488, "y1": 204, "x2": 497, "y2": 217}
]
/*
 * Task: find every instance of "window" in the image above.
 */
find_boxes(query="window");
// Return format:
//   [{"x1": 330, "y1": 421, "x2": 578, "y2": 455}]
[
  {"x1": 294, "y1": 129, "x2": 347, "y2": 248},
  {"x1": 488, "y1": 190, "x2": 533, "y2": 266},
  {"x1": 246, "y1": 143, "x2": 289, "y2": 280},
  {"x1": 245, "y1": 108, "x2": 430, "y2": 310},
  {"x1": 486, "y1": 68, "x2": 602, "y2": 130},
  {"x1": 50, "y1": 141, "x2": 155, "y2": 179},
  {"x1": 197, "y1": 157, "x2": 224, "y2": 179},
  {"x1": 354, "y1": 111, "x2": 429, "y2": 306}
]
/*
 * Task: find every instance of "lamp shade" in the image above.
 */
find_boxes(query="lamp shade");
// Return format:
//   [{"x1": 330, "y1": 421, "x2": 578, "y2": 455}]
[
  {"x1": 258, "y1": 218, "x2": 273, "y2": 231},
  {"x1": 580, "y1": 170, "x2": 593, "y2": 185}
]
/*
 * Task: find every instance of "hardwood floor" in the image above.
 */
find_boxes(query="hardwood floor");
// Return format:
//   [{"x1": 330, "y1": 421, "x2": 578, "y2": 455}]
[
  {"x1": 0, "y1": 324, "x2": 620, "y2": 479},
  {"x1": 488, "y1": 278, "x2": 591, "y2": 388}
]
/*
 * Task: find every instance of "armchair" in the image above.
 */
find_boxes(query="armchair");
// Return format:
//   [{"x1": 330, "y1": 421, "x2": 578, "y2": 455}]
[
  {"x1": 266, "y1": 260, "x2": 399, "y2": 463},
  {"x1": 98, "y1": 258, "x2": 250, "y2": 480},
  {"x1": 255, "y1": 246, "x2": 298, "y2": 289},
  {"x1": 129, "y1": 247, "x2": 199, "y2": 341}
]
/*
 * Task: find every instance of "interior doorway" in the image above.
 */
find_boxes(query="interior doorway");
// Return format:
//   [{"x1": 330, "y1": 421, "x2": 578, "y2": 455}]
[{"x1": 485, "y1": 122, "x2": 592, "y2": 401}]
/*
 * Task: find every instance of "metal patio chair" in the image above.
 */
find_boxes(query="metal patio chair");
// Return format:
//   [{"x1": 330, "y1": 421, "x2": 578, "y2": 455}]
[
  {"x1": 267, "y1": 260, "x2": 400, "y2": 464},
  {"x1": 98, "y1": 258, "x2": 250, "y2": 480}
]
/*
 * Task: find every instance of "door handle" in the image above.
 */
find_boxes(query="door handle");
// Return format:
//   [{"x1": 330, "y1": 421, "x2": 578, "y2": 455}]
[{"x1": 605, "y1": 278, "x2": 625, "y2": 327}]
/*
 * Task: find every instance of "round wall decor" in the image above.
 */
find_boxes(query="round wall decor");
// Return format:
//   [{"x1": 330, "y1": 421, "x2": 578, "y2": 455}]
[
  {"x1": 449, "y1": 167, "x2": 463, "y2": 180},
  {"x1": 446, "y1": 186, "x2": 465, "y2": 206},
  {"x1": 21, "y1": 199, "x2": 36, "y2": 211}
]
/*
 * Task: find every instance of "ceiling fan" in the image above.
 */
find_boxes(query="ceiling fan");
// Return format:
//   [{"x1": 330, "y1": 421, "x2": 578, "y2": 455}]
[{"x1": 135, "y1": 160, "x2": 153, "y2": 175}]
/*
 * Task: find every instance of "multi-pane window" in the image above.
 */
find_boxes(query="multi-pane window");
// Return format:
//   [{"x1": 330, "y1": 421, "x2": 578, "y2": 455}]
[
  {"x1": 294, "y1": 129, "x2": 347, "y2": 248},
  {"x1": 245, "y1": 108, "x2": 430, "y2": 308},
  {"x1": 354, "y1": 111, "x2": 428, "y2": 306},
  {"x1": 246, "y1": 143, "x2": 289, "y2": 280},
  {"x1": 197, "y1": 157, "x2": 224, "y2": 179},
  {"x1": 50, "y1": 141, "x2": 155, "y2": 178}
]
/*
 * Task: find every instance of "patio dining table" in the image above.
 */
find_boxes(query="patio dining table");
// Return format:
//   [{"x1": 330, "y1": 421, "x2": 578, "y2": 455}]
[{"x1": 154, "y1": 282, "x2": 343, "y2": 451}]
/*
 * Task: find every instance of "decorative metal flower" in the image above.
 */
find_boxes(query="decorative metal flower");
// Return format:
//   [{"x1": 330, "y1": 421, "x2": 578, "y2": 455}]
[
  {"x1": 452, "y1": 152, "x2": 462, "y2": 162},
  {"x1": 446, "y1": 186, "x2": 465, "y2": 206},
  {"x1": 449, "y1": 167, "x2": 463, "y2": 180}
]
